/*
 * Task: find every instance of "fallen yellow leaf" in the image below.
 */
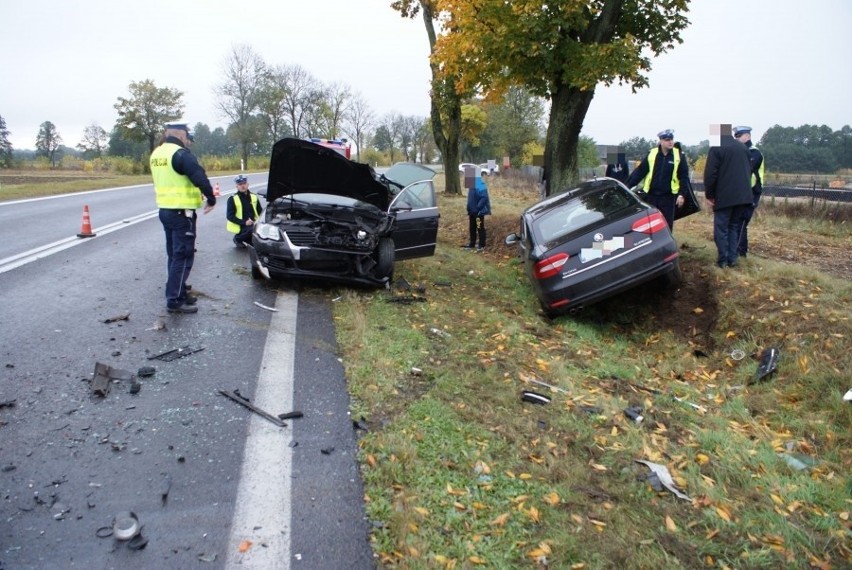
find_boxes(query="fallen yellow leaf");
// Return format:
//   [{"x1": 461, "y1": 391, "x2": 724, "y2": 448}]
[
  {"x1": 469, "y1": 555, "x2": 486, "y2": 565},
  {"x1": 692, "y1": 307, "x2": 704, "y2": 314},
  {"x1": 490, "y1": 513, "x2": 511, "y2": 526},
  {"x1": 414, "y1": 507, "x2": 430, "y2": 516},
  {"x1": 543, "y1": 492, "x2": 560, "y2": 506},
  {"x1": 666, "y1": 516, "x2": 679, "y2": 532}
]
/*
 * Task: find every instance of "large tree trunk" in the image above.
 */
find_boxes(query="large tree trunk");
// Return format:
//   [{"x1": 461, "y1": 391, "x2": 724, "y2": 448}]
[
  {"x1": 421, "y1": 2, "x2": 462, "y2": 196},
  {"x1": 543, "y1": 84, "x2": 595, "y2": 197}
]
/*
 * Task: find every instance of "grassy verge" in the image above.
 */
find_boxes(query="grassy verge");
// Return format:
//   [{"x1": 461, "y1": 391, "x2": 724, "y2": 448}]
[{"x1": 334, "y1": 174, "x2": 851, "y2": 569}]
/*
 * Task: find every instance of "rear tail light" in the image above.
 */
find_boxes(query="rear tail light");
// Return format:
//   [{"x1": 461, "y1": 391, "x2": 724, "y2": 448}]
[
  {"x1": 632, "y1": 211, "x2": 668, "y2": 234},
  {"x1": 534, "y1": 253, "x2": 569, "y2": 280}
]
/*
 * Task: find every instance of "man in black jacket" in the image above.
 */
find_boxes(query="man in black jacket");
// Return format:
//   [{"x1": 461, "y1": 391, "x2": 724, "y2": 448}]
[{"x1": 703, "y1": 124, "x2": 753, "y2": 268}]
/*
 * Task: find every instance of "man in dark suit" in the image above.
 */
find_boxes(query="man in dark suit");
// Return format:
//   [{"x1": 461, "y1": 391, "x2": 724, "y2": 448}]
[{"x1": 703, "y1": 124, "x2": 753, "y2": 268}]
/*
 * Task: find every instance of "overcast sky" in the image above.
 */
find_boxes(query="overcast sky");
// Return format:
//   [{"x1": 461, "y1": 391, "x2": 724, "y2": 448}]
[{"x1": 2, "y1": 0, "x2": 849, "y2": 152}]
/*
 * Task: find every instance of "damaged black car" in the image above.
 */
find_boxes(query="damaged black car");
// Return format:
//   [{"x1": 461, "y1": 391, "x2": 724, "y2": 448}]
[{"x1": 248, "y1": 138, "x2": 440, "y2": 286}]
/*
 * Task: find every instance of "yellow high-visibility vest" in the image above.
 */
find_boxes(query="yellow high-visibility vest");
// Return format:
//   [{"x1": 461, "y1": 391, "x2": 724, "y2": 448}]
[
  {"x1": 642, "y1": 147, "x2": 682, "y2": 194},
  {"x1": 226, "y1": 193, "x2": 260, "y2": 233},
  {"x1": 150, "y1": 143, "x2": 202, "y2": 209}
]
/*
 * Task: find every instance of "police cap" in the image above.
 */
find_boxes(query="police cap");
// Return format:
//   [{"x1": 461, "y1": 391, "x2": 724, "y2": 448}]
[
  {"x1": 657, "y1": 129, "x2": 674, "y2": 140},
  {"x1": 234, "y1": 175, "x2": 248, "y2": 184},
  {"x1": 733, "y1": 125, "x2": 752, "y2": 137}
]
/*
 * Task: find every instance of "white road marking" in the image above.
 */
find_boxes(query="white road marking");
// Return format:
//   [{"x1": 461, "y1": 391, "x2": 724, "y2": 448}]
[
  {"x1": 226, "y1": 291, "x2": 297, "y2": 568},
  {"x1": 0, "y1": 210, "x2": 160, "y2": 275}
]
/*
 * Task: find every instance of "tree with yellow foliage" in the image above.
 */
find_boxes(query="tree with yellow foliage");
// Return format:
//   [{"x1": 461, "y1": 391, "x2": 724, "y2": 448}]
[{"x1": 426, "y1": 0, "x2": 691, "y2": 196}]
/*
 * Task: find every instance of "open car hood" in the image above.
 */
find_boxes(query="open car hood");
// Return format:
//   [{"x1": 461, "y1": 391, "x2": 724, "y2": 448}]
[{"x1": 267, "y1": 138, "x2": 391, "y2": 210}]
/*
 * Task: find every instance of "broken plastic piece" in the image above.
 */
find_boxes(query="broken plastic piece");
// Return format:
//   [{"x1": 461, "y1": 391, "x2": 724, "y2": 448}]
[
  {"x1": 521, "y1": 391, "x2": 551, "y2": 405},
  {"x1": 634, "y1": 459, "x2": 692, "y2": 501},
  {"x1": 137, "y1": 366, "x2": 156, "y2": 377},
  {"x1": 127, "y1": 534, "x2": 148, "y2": 550},
  {"x1": 730, "y1": 349, "x2": 745, "y2": 361},
  {"x1": 623, "y1": 406, "x2": 644, "y2": 423},
  {"x1": 754, "y1": 347, "x2": 780, "y2": 383},
  {"x1": 843, "y1": 389, "x2": 851, "y2": 402},
  {"x1": 527, "y1": 378, "x2": 569, "y2": 394},
  {"x1": 277, "y1": 411, "x2": 303, "y2": 420},
  {"x1": 253, "y1": 301, "x2": 278, "y2": 312},
  {"x1": 113, "y1": 511, "x2": 140, "y2": 540}
]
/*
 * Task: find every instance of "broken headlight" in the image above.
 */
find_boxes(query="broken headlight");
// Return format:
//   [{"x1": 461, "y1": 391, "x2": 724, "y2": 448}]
[{"x1": 255, "y1": 222, "x2": 281, "y2": 241}]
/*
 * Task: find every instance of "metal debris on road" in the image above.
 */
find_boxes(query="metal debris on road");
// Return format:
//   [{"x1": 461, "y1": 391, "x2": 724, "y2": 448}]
[
  {"x1": 218, "y1": 389, "x2": 287, "y2": 427},
  {"x1": 148, "y1": 345, "x2": 205, "y2": 362},
  {"x1": 90, "y1": 362, "x2": 136, "y2": 398},
  {"x1": 253, "y1": 301, "x2": 278, "y2": 312},
  {"x1": 103, "y1": 313, "x2": 130, "y2": 324}
]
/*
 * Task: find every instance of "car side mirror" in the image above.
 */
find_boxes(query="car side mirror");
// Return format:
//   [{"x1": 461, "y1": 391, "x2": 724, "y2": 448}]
[{"x1": 505, "y1": 233, "x2": 519, "y2": 245}]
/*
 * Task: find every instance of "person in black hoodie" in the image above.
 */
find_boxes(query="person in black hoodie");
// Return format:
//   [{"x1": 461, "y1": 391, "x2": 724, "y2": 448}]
[{"x1": 703, "y1": 124, "x2": 753, "y2": 268}]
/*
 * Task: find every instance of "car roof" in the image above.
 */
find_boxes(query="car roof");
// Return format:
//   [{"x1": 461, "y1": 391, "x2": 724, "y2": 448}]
[
  {"x1": 525, "y1": 178, "x2": 629, "y2": 218},
  {"x1": 267, "y1": 138, "x2": 390, "y2": 209}
]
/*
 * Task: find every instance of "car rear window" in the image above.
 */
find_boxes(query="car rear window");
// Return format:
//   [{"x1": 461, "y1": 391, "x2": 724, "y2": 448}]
[{"x1": 533, "y1": 186, "x2": 635, "y2": 243}]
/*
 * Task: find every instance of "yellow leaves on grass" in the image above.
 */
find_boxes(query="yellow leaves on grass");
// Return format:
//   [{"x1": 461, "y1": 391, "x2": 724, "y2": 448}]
[
  {"x1": 665, "y1": 515, "x2": 679, "y2": 532},
  {"x1": 543, "y1": 492, "x2": 560, "y2": 506},
  {"x1": 526, "y1": 541, "x2": 553, "y2": 563},
  {"x1": 695, "y1": 453, "x2": 711, "y2": 466},
  {"x1": 490, "y1": 513, "x2": 511, "y2": 526},
  {"x1": 692, "y1": 307, "x2": 704, "y2": 315}
]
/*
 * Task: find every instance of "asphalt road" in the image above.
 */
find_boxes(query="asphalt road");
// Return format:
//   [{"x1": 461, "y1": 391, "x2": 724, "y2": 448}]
[{"x1": 0, "y1": 177, "x2": 374, "y2": 569}]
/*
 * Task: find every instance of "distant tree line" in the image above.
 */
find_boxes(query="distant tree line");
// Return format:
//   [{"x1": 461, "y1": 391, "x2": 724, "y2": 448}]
[{"x1": 617, "y1": 124, "x2": 852, "y2": 175}]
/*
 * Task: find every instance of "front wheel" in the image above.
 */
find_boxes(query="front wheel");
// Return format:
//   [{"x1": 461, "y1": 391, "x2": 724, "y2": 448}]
[{"x1": 374, "y1": 237, "x2": 395, "y2": 279}]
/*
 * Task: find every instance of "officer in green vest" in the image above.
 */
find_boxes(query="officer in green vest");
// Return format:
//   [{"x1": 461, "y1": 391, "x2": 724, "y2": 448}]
[
  {"x1": 625, "y1": 129, "x2": 690, "y2": 230},
  {"x1": 733, "y1": 126, "x2": 765, "y2": 258},
  {"x1": 226, "y1": 174, "x2": 262, "y2": 248},
  {"x1": 150, "y1": 121, "x2": 217, "y2": 314}
]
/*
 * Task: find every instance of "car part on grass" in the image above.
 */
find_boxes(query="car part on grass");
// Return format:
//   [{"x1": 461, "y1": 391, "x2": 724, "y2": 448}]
[
  {"x1": 218, "y1": 389, "x2": 287, "y2": 428},
  {"x1": 634, "y1": 459, "x2": 692, "y2": 501},
  {"x1": 113, "y1": 511, "x2": 140, "y2": 540},
  {"x1": 521, "y1": 391, "x2": 551, "y2": 405},
  {"x1": 526, "y1": 378, "x2": 569, "y2": 394},
  {"x1": 673, "y1": 396, "x2": 706, "y2": 413},
  {"x1": 844, "y1": 389, "x2": 852, "y2": 402},
  {"x1": 752, "y1": 347, "x2": 780, "y2": 383},
  {"x1": 147, "y1": 345, "x2": 205, "y2": 362},
  {"x1": 623, "y1": 406, "x2": 644, "y2": 423},
  {"x1": 90, "y1": 362, "x2": 135, "y2": 398},
  {"x1": 730, "y1": 349, "x2": 746, "y2": 361}
]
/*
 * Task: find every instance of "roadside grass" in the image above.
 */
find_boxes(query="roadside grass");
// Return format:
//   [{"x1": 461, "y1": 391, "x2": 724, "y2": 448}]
[
  {"x1": 335, "y1": 175, "x2": 852, "y2": 569},
  {"x1": 0, "y1": 170, "x2": 155, "y2": 199}
]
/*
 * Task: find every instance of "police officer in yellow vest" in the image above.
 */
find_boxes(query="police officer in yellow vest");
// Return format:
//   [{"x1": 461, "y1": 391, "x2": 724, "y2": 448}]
[
  {"x1": 733, "y1": 126, "x2": 765, "y2": 258},
  {"x1": 226, "y1": 174, "x2": 262, "y2": 248},
  {"x1": 625, "y1": 129, "x2": 690, "y2": 230},
  {"x1": 150, "y1": 122, "x2": 216, "y2": 314}
]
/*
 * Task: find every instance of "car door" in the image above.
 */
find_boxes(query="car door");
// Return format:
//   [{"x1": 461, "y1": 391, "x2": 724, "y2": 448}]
[{"x1": 390, "y1": 180, "x2": 440, "y2": 260}]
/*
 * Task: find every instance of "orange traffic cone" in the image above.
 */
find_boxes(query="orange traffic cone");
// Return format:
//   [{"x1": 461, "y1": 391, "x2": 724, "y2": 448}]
[
  {"x1": 77, "y1": 205, "x2": 96, "y2": 238},
  {"x1": 213, "y1": 182, "x2": 221, "y2": 197}
]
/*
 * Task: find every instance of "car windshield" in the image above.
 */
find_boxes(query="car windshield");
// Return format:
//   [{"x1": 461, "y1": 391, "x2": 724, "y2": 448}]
[
  {"x1": 383, "y1": 163, "x2": 437, "y2": 193},
  {"x1": 533, "y1": 185, "x2": 635, "y2": 243}
]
